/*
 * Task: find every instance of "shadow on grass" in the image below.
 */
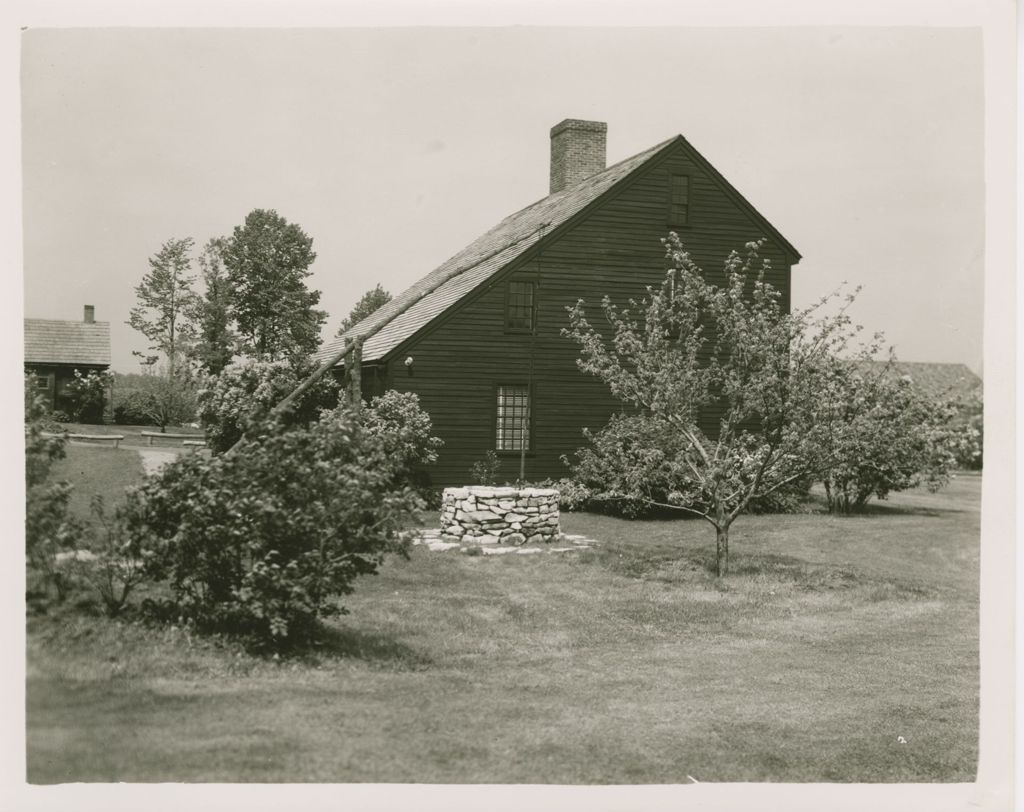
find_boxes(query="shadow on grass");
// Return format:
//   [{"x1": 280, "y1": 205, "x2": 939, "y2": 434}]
[
  {"x1": 581, "y1": 543, "x2": 934, "y2": 600},
  {"x1": 803, "y1": 492, "x2": 966, "y2": 518},
  {"x1": 304, "y1": 623, "x2": 433, "y2": 671}
]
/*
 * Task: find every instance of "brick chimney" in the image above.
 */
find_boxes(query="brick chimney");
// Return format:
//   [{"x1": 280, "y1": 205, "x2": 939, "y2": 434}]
[
  {"x1": 549, "y1": 119, "x2": 607, "y2": 195},
  {"x1": 84, "y1": 305, "x2": 95, "y2": 323}
]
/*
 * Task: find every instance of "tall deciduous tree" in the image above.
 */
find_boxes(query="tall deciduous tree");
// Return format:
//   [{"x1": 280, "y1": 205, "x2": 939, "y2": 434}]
[
  {"x1": 189, "y1": 237, "x2": 237, "y2": 374},
  {"x1": 564, "y1": 235, "x2": 864, "y2": 577},
  {"x1": 223, "y1": 209, "x2": 326, "y2": 361},
  {"x1": 336, "y1": 284, "x2": 392, "y2": 336},
  {"x1": 128, "y1": 237, "x2": 198, "y2": 376}
]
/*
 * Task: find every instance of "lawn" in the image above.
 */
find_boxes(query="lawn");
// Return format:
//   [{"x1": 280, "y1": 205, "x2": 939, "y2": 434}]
[{"x1": 26, "y1": 452, "x2": 980, "y2": 783}]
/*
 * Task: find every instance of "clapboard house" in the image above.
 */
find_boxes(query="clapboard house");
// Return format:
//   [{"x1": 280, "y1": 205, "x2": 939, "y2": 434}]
[
  {"x1": 25, "y1": 305, "x2": 111, "y2": 417},
  {"x1": 319, "y1": 120, "x2": 801, "y2": 486}
]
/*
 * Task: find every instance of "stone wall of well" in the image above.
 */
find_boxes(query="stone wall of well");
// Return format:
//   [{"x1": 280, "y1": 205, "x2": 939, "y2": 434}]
[{"x1": 440, "y1": 487, "x2": 560, "y2": 545}]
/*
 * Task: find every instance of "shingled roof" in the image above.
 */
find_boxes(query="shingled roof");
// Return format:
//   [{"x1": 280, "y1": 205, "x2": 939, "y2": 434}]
[
  {"x1": 24, "y1": 318, "x2": 111, "y2": 366},
  {"x1": 318, "y1": 132, "x2": 800, "y2": 366},
  {"x1": 863, "y1": 361, "x2": 982, "y2": 402}
]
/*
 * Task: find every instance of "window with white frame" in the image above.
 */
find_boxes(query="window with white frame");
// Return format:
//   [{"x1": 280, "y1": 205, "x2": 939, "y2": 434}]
[{"x1": 496, "y1": 384, "x2": 531, "y2": 451}]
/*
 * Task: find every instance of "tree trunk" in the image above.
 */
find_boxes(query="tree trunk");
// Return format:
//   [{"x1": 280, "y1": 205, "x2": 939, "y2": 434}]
[{"x1": 715, "y1": 525, "x2": 729, "y2": 577}]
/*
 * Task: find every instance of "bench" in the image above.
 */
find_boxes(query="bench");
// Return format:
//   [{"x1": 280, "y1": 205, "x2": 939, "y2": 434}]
[
  {"x1": 140, "y1": 431, "x2": 207, "y2": 447},
  {"x1": 42, "y1": 431, "x2": 125, "y2": 449}
]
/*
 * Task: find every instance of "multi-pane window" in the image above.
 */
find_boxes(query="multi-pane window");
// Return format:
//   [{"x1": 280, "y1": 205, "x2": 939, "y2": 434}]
[
  {"x1": 505, "y1": 280, "x2": 536, "y2": 332},
  {"x1": 34, "y1": 374, "x2": 49, "y2": 390},
  {"x1": 496, "y1": 385, "x2": 531, "y2": 451},
  {"x1": 668, "y1": 174, "x2": 690, "y2": 226}
]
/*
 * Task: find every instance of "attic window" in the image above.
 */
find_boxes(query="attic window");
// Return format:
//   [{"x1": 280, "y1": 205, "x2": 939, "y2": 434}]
[
  {"x1": 505, "y1": 280, "x2": 536, "y2": 332},
  {"x1": 668, "y1": 174, "x2": 690, "y2": 227}
]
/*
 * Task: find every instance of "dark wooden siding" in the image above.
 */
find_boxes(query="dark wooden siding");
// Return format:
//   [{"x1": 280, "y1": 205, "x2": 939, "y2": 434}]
[{"x1": 383, "y1": 143, "x2": 794, "y2": 487}]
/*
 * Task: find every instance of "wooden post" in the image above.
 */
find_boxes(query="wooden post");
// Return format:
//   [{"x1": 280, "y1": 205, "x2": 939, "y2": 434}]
[{"x1": 348, "y1": 337, "x2": 363, "y2": 413}]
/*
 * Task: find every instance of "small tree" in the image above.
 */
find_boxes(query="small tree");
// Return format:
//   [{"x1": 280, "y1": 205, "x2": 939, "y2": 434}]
[
  {"x1": 813, "y1": 360, "x2": 957, "y2": 513},
  {"x1": 223, "y1": 209, "x2": 326, "y2": 361},
  {"x1": 128, "y1": 237, "x2": 198, "y2": 377},
  {"x1": 337, "y1": 284, "x2": 392, "y2": 336},
  {"x1": 564, "y1": 236, "x2": 862, "y2": 576}
]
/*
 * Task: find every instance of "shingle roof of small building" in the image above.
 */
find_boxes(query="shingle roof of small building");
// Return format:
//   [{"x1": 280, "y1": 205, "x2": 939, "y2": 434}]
[
  {"x1": 865, "y1": 361, "x2": 982, "y2": 402},
  {"x1": 24, "y1": 318, "x2": 111, "y2": 366}
]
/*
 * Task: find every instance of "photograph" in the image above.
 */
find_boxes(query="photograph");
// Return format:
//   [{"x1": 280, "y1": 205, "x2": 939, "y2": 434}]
[{"x1": 11, "y1": 6, "x2": 1014, "y2": 810}]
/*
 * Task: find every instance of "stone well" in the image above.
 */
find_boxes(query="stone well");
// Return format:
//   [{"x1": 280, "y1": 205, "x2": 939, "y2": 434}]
[{"x1": 440, "y1": 486, "x2": 560, "y2": 545}]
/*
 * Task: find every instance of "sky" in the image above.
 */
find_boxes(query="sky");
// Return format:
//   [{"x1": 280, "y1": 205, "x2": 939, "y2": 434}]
[{"x1": 20, "y1": 26, "x2": 984, "y2": 373}]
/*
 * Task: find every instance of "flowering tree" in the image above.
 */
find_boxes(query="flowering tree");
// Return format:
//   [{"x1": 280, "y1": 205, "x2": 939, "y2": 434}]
[
  {"x1": 64, "y1": 369, "x2": 114, "y2": 423},
  {"x1": 564, "y1": 235, "x2": 870, "y2": 576}
]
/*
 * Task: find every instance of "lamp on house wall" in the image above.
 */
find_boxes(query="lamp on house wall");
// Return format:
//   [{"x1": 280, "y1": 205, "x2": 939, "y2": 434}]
[{"x1": 404, "y1": 356, "x2": 414, "y2": 376}]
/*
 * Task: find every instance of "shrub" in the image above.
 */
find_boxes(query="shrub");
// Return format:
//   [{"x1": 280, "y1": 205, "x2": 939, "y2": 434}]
[
  {"x1": 196, "y1": 358, "x2": 340, "y2": 453},
  {"x1": 469, "y1": 450, "x2": 501, "y2": 486},
  {"x1": 361, "y1": 390, "x2": 444, "y2": 487},
  {"x1": 539, "y1": 478, "x2": 593, "y2": 512},
  {"x1": 744, "y1": 477, "x2": 813, "y2": 514},
  {"x1": 812, "y1": 366, "x2": 958, "y2": 514},
  {"x1": 25, "y1": 383, "x2": 83, "y2": 606},
  {"x1": 113, "y1": 389, "x2": 157, "y2": 425},
  {"x1": 65, "y1": 369, "x2": 113, "y2": 423},
  {"x1": 113, "y1": 371, "x2": 196, "y2": 429},
  {"x1": 123, "y1": 406, "x2": 422, "y2": 649},
  {"x1": 567, "y1": 413, "x2": 685, "y2": 518},
  {"x1": 60, "y1": 496, "x2": 147, "y2": 617},
  {"x1": 946, "y1": 388, "x2": 983, "y2": 471}
]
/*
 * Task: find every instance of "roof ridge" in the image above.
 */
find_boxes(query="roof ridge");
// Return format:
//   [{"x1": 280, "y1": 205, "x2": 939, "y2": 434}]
[{"x1": 25, "y1": 317, "x2": 110, "y2": 324}]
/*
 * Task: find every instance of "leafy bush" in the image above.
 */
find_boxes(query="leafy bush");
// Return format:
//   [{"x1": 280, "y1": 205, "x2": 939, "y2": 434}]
[
  {"x1": 744, "y1": 477, "x2": 813, "y2": 514},
  {"x1": 196, "y1": 358, "x2": 340, "y2": 453},
  {"x1": 469, "y1": 450, "x2": 501, "y2": 486},
  {"x1": 59, "y1": 496, "x2": 147, "y2": 617},
  {"x1": 811, "y1": 365, "x2": 958, "y2": 513},
  {"x1": 113, "y1": 371, "x2": 196, "y2": 428},
  {"x1": 25, "y1": 382, "x2": 83, "y2": 606},
  {"x1": 567, "y1": 413, "x2": 686, "y2": 518},
  {"x1": 532, "y1": 478, "x2": 593, "y2": 512},
  {"x1": 123, "y1": 406, "x2": 422, "y2": 649},
  {"x1": 945, "y1": 388, "x2": 982, "y2": 471},
  {"x1": 361, "y1": 390, "x2": 444, "y2": 486},
  {"x1": 112, "y1": 389, "x2": 157, "y2": 425},
  {"x1": 65, "y1": 369, "x2": 113, "y2": 423}
]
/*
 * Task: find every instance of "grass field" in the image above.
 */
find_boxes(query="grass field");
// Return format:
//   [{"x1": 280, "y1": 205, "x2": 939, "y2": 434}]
[{"x1": 26, "y1": 447, "x2": 979, "y2": 783}]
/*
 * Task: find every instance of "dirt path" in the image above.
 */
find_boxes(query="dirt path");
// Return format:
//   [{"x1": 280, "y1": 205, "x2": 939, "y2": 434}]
[{"x1": 136, "y1": 448, "x2": 179, "y2": 476}]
